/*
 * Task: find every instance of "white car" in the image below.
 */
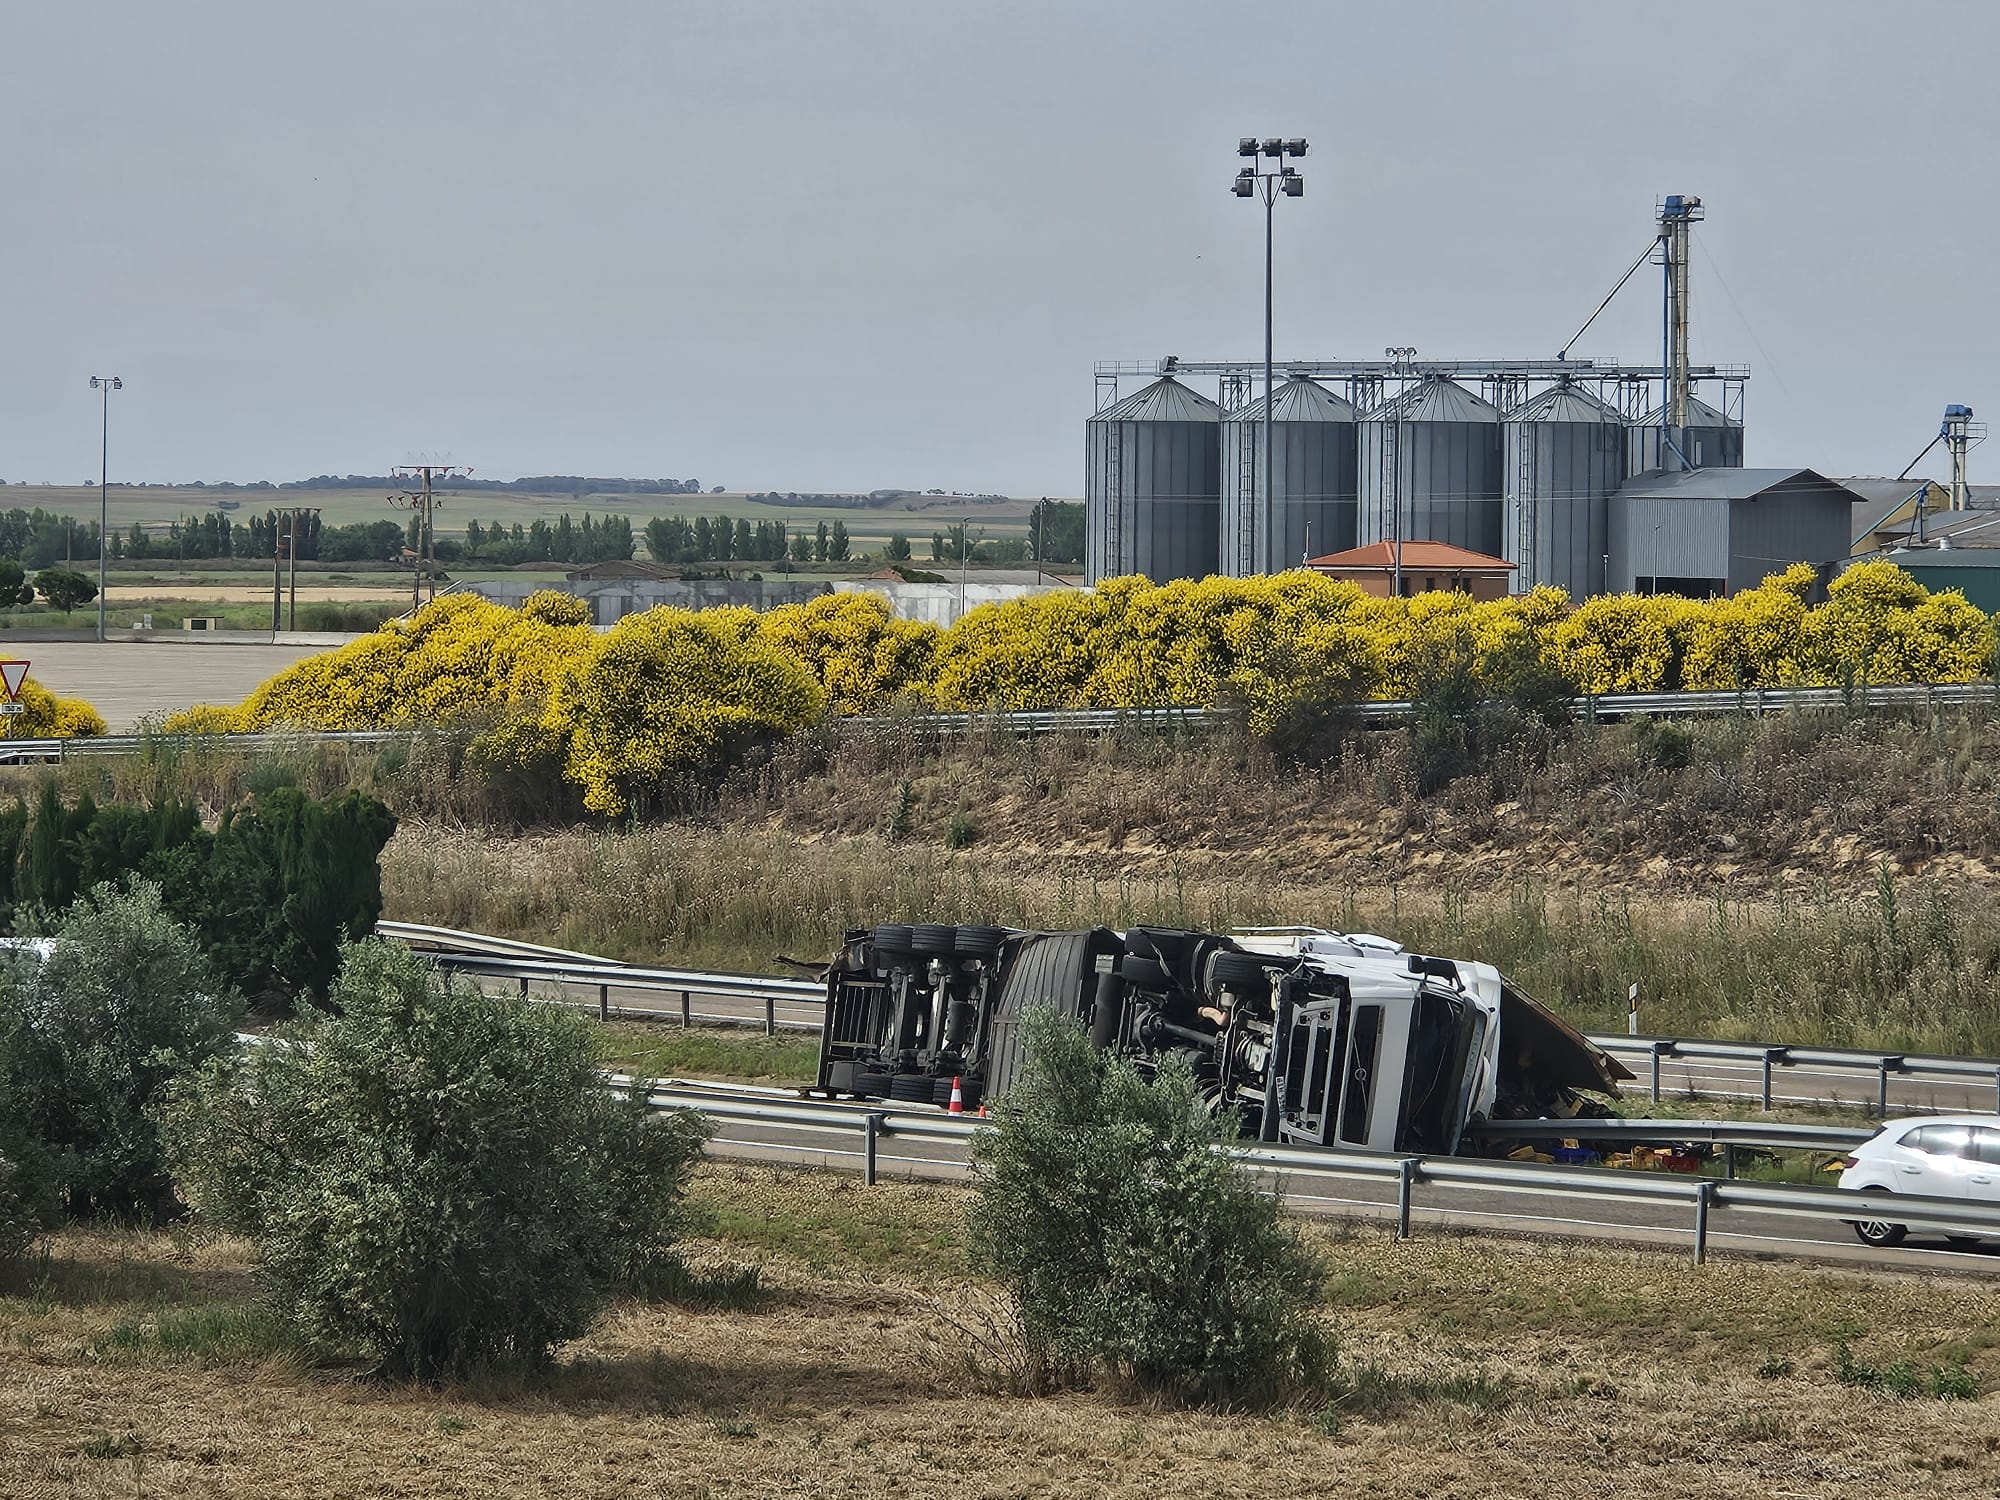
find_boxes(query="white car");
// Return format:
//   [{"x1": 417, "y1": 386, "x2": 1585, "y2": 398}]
[{"x1": 1837, "y1": 1114, "x2": 2000, "y2": 1246}]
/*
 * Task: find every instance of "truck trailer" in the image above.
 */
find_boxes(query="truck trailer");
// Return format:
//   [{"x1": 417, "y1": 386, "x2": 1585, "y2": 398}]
[{"x1": 816, "y1": 922, "x2": 1630, "y2": 1155}]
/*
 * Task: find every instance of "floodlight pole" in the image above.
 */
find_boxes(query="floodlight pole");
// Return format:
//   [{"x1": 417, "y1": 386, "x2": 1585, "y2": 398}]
[
  {"x1": 88, "y1": 376, "x2": 122, "y2": 641},
  {"x1": 1233, "y1": 139, "x2": 1306, "y2": 575}
]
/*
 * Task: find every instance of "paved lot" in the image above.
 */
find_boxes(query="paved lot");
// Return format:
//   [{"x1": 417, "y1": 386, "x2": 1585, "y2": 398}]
[{"x1": 13, "y1": 642, "x2": 324, "y2": 729}]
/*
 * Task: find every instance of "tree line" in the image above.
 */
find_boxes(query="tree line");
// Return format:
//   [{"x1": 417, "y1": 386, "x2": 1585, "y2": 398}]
[
  {"x1": 643, "y1": 515, "x2": 851, "y2": 565},
  {"x1": 0, "y1": 497, "x2": 1083, "y2": 575}
]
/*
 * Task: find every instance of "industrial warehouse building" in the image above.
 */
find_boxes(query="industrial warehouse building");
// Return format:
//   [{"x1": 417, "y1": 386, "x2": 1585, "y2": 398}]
[{"x1": 1607, "y1": 468, "x2": 1852, "y2": 597}]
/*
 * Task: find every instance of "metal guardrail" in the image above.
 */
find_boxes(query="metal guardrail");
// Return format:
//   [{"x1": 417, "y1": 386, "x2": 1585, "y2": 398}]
[
  {"x1": 1595, "y1": 1033, "x2": 2000, "y2": 1113},
  {"x1": 636, "y1": 1078, "x2": 2000, "y2": 1266},
  {"x1": 0, "y1": 728, "x2": 408, "y2": 766},
  {"x1": 2, "y1": 680, "x2": 1994, "y2": 765}
]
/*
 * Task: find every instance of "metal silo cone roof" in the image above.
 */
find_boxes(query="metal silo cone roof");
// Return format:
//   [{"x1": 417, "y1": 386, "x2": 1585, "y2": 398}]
[
  {"x1": 1506, "y1": 381, "x2": 1624, "y2": 424},
  {"x1": 1636, "y1": 394, "x2": 1738, "y2": 428},
  {"x1": 1092, "y1": 376, "x2": 1222, "y2": 424},
  {"x1": 1227, "y1": 377, "x2": 1358, "y2": 424},
  {"x1": 1366, "y1": 375, "x2": 1498, "y2": 423}
]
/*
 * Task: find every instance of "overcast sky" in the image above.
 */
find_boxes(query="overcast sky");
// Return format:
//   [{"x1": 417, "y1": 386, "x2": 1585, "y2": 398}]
[{"x1": 3, "y1": 0, "x2": 1995, "y2": 495}]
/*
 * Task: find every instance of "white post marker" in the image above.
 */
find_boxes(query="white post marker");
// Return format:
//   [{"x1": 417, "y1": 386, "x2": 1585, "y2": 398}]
[
  {"x1": 1627, "y1": 981, "x2": 1640, "y2": 1036},
  {"x1": 0, "y1": 660, "x2": 27, "y2": 717}
]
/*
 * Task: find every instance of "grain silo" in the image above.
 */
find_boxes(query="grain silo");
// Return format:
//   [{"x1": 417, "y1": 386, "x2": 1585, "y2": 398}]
[
  {"x1": 1220, "y1": 378, "x2": 1359, "y2": 575},
  {"x1": 1502, "y1": 379, "x2": 1626, "y2": 598},
  {"x1": 1627, "y1": 394, "x2": 1744, "y2": 475},
  {"x1": 1085, "y1": 377, "x2": 1222, "y2": 584},
  {"x1": 1357, "y1": 376, "x2": 1503, "y2": 559}
]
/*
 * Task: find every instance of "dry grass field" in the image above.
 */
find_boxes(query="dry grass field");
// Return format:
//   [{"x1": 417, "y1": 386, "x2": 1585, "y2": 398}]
[{"x1": 3, "y1": 1168, "x2": 1998, "y2": 1499}]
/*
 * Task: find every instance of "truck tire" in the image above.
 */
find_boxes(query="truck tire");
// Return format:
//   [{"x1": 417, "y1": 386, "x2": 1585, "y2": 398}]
[
  {"x1": 1208, "y1": 951, "x2": 1272, "y2": 991},
  {"x1": 890, "y1": 1073, "x2": 935, "y2": 1104},
  {"x1": 910, "y1": 923, "x2": 958, "y2": 957},
  {"x1": 854, "y1": 1069, "x2": 893, "y2": 1098},
  {"x1": 872, "y1": 925, "x2": 914, "y2": 955},
  {"x1": 1118, "y1": 955, "x2": 1175, "y2": 991},
  {"x1": 954, "y1": 925, "x2": 1005, "y2": 959}
]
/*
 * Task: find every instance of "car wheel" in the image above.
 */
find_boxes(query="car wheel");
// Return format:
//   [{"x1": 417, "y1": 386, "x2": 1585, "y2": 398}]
[{"x1": 1851, "y1": 1190, "x2": 1907, "y2": 1247}]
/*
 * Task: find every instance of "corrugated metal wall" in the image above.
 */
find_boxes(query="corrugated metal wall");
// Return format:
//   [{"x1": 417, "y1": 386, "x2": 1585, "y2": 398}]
[
  {"x1": 1085, "y1": 415, "x2": 1221, "y2": 583},
  {"x1": 1220, "y1": 381, "x2": 1358, "y2": 575},
  {"x1": 1085, "y1": 378, "x2": 1222, "y2": 583},
  {"x1": 1357, "y1": 391, "x2": 1504, "y2": 557},
  {"x1": 1607, "y1": 495, "x2": 1729, "y2": 592},
  {"x1": 1503, "y1": 388, "x2": 1624, "y2": 598},
  {"x1": 1724, "y1": 479, "x2": 1851, "y2": 593},
  {"x1": 1627, "y1": 398, "x2": 1745, "y2": 475}
]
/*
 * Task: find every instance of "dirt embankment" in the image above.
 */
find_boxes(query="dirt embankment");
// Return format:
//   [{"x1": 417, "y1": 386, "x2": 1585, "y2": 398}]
[{"x1": 719, "y1": 711, "x2": 2000, "y2": 899}]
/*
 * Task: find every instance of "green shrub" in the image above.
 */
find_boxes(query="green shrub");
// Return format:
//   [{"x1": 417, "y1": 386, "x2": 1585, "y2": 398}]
[
  {"x1": 2, "y1": 880, "x2": 236, "y2": 1221},
  {"x1": 967, "y1": 1009, "x2": 1332, "y2": 1408},
  {"x1": 158, "y1": 939, "x2": 709, "y2": 1378}
]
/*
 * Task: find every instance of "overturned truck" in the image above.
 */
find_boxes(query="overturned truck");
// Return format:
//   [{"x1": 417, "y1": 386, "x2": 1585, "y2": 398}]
[{"x1": 816, "y1": 924, "x2": 1630, "y2": 1155}]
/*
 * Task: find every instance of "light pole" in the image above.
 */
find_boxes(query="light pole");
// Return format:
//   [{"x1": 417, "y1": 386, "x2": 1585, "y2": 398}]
[
  {"x1": 1233, "y1": 136, "x2": 1306, "y2": 576},
  {"x1": 88, "y1": 376, "x2": 122, "y2": 640}
]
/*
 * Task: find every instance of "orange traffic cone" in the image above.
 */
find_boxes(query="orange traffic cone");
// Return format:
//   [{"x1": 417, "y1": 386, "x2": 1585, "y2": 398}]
[{"x1": 948, "y1": 1076, "x2": 965, "y2": 1114}]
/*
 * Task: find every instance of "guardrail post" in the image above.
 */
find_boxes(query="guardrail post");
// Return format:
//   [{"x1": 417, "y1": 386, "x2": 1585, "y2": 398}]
[
  {"x1": 517, "y1": 976, "x2": 529, "y2": 999},
  {"x1": 598, "y1": 984, "x2": 609, "y2": 1023},
  {"x1": 1760, "y1": 1048, "x2": 1785, "y2": 1111},
  {"x1": 1876, "y1": 1056, "x2": 1904, "y2": 1116},
  {"x1": 1649, "y1": 1040, "x2": 1674, "y2": 1104},
  {"x1": 1722, "y1": 1144, "x2": 1737, "y2": 1180},
  {"x1": 1396, "y1": 1158, "x2": 1418, "y2": 1240},
  {"x1": 765, "y1": 993, "x2": 776, "y2": 1038},
  {"x1": 1993, "y1": 1067, "x2": 2000, "y2": 1116},
  {"x1": 681, "y1": 990, "x2": 691, "y2": 1029},
  {"x1": 863, "y1": 1111, "x2": 885, "y2": 1186},
  {"x1": 1692, "y1": 1180, "x2": 1714, "y2": 1266}
]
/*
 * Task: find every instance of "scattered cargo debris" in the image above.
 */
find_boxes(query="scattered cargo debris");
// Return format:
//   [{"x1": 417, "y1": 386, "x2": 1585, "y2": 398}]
[{"x1": 816, "y1": 923, "x2": 1630, "y2": 1155}]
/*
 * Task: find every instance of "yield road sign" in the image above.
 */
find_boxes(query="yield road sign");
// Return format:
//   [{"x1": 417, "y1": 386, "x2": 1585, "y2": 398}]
[{"x1": 0, "y1": 661, "x2": 27, "y2": 701}]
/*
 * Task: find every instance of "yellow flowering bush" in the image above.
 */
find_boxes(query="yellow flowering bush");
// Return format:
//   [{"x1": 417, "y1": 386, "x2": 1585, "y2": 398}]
[
  {"x1": 556, "y1": 609, "x2": 823, "y2": 817},
  {"x1": 159, "y1": 703, "x2": 246, "y2": 734},
  {"x1": 178, "y1": 562, "x2": 1995, "y2": 815},
  {"x1": 3, "y1": 678, "x2": 107, "y2": 739},
  {"x1": 757, "y1": 592, "x2": 940, "y2": 715}
]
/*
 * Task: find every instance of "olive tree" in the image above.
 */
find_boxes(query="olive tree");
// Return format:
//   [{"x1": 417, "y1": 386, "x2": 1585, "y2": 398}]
[
  {"x1": 969, "y1": 1009, "x2": 1332, "y2": 1408},
  {"x1": 159, "y1": 939, "x2": 708, "y2": 1377},
  {"x1": 1, "y1": 879, "x2": 237, "y2": 1221}
]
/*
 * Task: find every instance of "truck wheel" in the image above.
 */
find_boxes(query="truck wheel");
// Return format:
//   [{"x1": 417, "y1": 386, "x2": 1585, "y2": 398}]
[
  {"x1": 872, "y1": 925, "x2": 914, "y2": 955},
  {"x1": 889, "y1": 1073, "x2": 935, "y2": 1104},
  {"x1": 954, "y1": 925, "x2": 1005, "y2": 959},
  {"x1": 854, "y1": 1069, "x2": 893, "y2": 1098},
  {"x1": 1208, "y1": 951, "x2": 1272, "y2": 991},
  {"x1": 911, "y1": 923, "x2": 958, "y2": 957}
]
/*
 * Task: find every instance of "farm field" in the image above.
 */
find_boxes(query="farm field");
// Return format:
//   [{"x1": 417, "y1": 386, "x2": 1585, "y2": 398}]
[
  {"x1": 0, "y1": 483, "x2": 1043, "y2": 548},
  {"x1": 2, "y1": 1168, "x2": 1996, "y2": 1500}
]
